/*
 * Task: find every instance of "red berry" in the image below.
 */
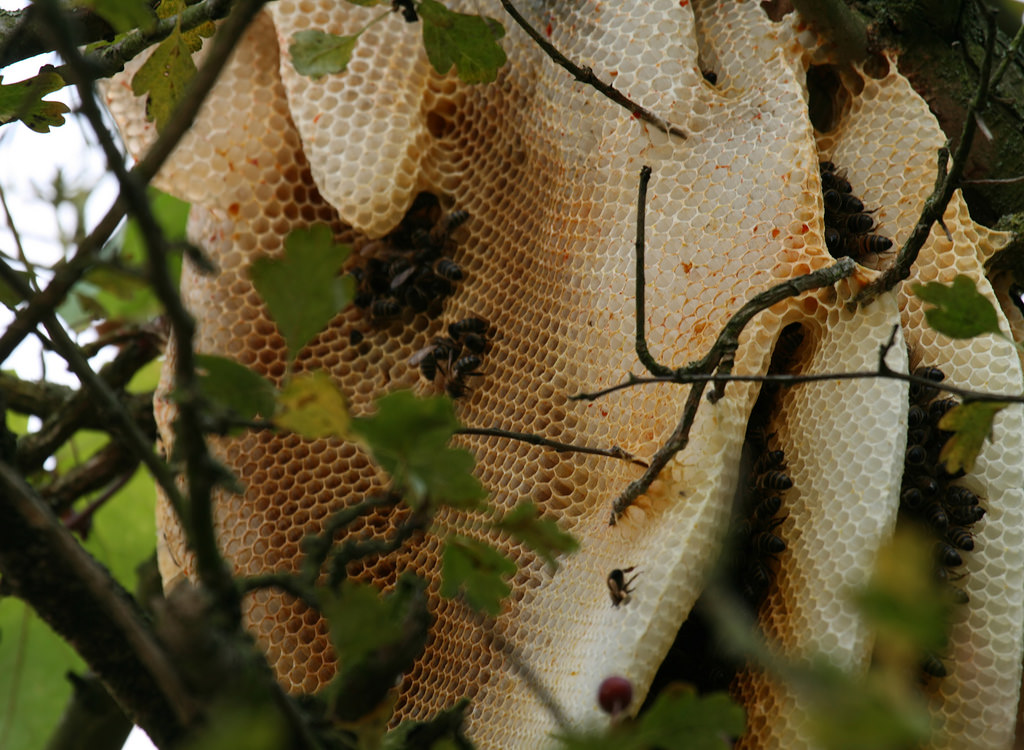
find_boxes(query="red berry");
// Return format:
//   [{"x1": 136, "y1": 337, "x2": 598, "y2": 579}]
[{"x1": 597, "y1": 675, "x2": 633, "y2": 716}]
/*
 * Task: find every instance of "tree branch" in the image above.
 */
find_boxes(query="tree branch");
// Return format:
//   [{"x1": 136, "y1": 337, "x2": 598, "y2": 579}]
[{"x1": 0, "y1": 461, "x2": 194, "y2": 746}]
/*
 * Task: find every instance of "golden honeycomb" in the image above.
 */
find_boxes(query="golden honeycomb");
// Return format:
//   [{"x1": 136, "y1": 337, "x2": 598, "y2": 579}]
[{"x1": 105, "y1": 1, "x2": 1024, "y2": 748}]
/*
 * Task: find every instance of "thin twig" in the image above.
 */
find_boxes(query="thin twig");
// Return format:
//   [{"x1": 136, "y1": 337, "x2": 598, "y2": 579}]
[
  {"x1": 990, "y1": 14, "x2": 1024, "y2": 93},
  {"x1": 497, "y1": 0, "x2": 686, "y2": 140},
  {"x1": 853, "y1": 4, "x2": 998, "y2": 306},
  {"x1": 609, "y1": 380, "x2": 705, "y2": 525},
  {"x1": 631, "y1": 165, "x2": 672, "y2": 377},
  {"x1": 457, "y1": 427, "x2": 649, "y2": 468}
]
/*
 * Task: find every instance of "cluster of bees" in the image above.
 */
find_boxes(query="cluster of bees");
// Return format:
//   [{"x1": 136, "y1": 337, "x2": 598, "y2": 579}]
[
  {"x1": 410, "y1": 316, "x2": 491, "y2": 399},
  {"x1": 347, "y1": 194, "x2": 492, "y2": 399},
  {"x1": 898, "y1": 365, "x2": 984, "y2": 679},
  {"x1": 349, "y1": 195, "x2": 470, "y2": 327},
  {"x1": 819, "y1": 160, "x2": 893, "y2": 262},
  {"x1": 731, "y1": 443, "x2": 793, "y2": 609}
]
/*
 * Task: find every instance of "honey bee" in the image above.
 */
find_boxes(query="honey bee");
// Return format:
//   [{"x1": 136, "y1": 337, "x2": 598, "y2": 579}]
[
  {"x1": 948, "y1": 504, "x2": 985, "y2": 525},
  {"x1": 435, "y1": 258, "x2": 464, "y2": 281},
  {"x1": 752, "y1": 530, "x2": 786, "y2": 556},
  {"x1": 752, "y1": 449, "x2": 786, "y2": 475},
  {"x1": 607, "y1": 567, "x2": 639, "y2": 607},
  {"x1": 947, "y1": 526, "x2": 974, "y2": 552},
  {"x1": 841, "y1": 212, "x2": 875, "y2": 234},
  {"x1": 449, "y1": 316, "x2": 490, "y2": 337},
  {"x1": 409, "y1": 345, "x2": 439, "y2": 381},
  {"x1": 453, "y1": 354, "x2": 483, "y2": 378},
  {"x1": 936, "y1": 542, "x2": 964, "y2": 568},
  {"x1": 429, "y1": 209, "x2": 470, "y2": 247},
  {"x1": 920, "y1": 651, "x2": 949, "y2": 679},
  {"x1": 905, "y1": 444, "x2": 927, "y2": 467},
  {"x1": 755, "y1": 470, "x2": 793, "y2": 491},
  {"x1": 371, "y1": 298, "x2": 400, "y2": 320},
  {"x1": 945, "y1": 486, "x2": 979, "y2": 506},
  {"x1": 843, "y1": 234, "x2": 892, "y2": 257},
  {"x1": 925, "y1": 502, "x2": 948, "y2": 531}
]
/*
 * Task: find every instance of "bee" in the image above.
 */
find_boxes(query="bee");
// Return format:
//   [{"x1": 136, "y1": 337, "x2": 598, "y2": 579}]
[
  {"x1": 824, "y1": 227, "x2": 843, "y2": 256},
  {"x1": 430, "y1": 209, "x2": 470, "y2": 246},
  {"x1": 821, "y1": 170, "x2": 852, "y2": 194},
  {"x1": 948, "y1": 504, "x2": 985, "y2": 525},
  {"x1": 916, "y1": 476, "x2": 941, "y2": 498},
  {"x1": 755, "y1": 470, "x2": 793, "y2": 491},
  {"x1": 945, "y1": 486, "x2": 979, "y2": 506},
  {"x1": 844, "y1": 234, "x2": 892, "y2": 257},
  {"x1": 920, "y1": 652, "x2": 949, "y2": 679},
  {"x1": 936, "y1": 542, "x2": 964, "y2": 568},
  {"x1": 409, "y1": 345, "x2": 439, "y2": 381},
  {"x1": 908, "y1": 405, "x2": 927, "y2": 428},
  {"x1": 910, "y1": 366, "x2": 945, "y2": 403},
  {"x1": 392, "y1": 0, "x2": 418, "y2": 22},
  {"x1": 837, "y1": 193, "x2": 867, "y2": 214},
  {"x1": 752, "y1": 530, "x2": 786, "y2": 557},
  {"x1": 901, "y1": 487, "x2": 924, "y2": 510},
  {"x1": 905, "y1": 444, "x2": 927, "y2": 467},
  {"x1": 430, "y1": 336, "x2": 461, "y2": 373},
  {"x1": 819, "y1": 160, "x2": 837, "y2": 173},
  {"x1": 752, "y1": 449, "x2": 786, "y2": 475},
  {"x1": 389, "y1": 262, "x2": 419, "y2": 291},
  {"x1": 435, "y1": 258, "x2": 464, "y2": 281},
  {"x1": 449, "y1": 316, "x2": 490, "y2": 338},
  {"x1": 607, "y1": 567, "x2": 639, "y2": 607},
  {"x1": 371, "y1": 298, "x2": 400, "y2": 320},
  {"x1": 743, "y1": 560, "x2": 772, "y2": 601},
  {"x1": 925, "y1": 502, "x2": 948, "y2": 531},
  {"x1": 947, "y1": 527, "x2": 974, "y2": 552},
  {"x1": 841, "y1": 212, "x2": 875, "y2": 234},
  {"x1": 752, "y1": 495, "x2": 782, "y2": 523},
  {"x1": 823, "y1": 188, "x2": 842, "y2": 212},
  {"x1": 453, "y1": 354, "x2": 483, "y2": 378},
  {"x1": 929, "y1": 398, "x2": 958, "y2": 423}
]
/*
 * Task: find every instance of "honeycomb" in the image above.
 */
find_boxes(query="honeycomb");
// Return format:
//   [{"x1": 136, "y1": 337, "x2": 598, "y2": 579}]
[{"x1": 104, "y1": 1, "x2": 1024, "y2": 748}]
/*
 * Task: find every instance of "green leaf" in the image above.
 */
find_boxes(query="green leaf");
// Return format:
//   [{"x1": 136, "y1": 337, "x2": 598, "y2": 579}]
[
  {"x1": 937, "y1": 401, "x2": 1009, "y2": 474},
  {"x1": 249, "y1": 224, "x2": 354, "y2": 362},
  {"x1": 320, "y1": 575, "x2": 430, "y2": 720},
  {"x1": 912, "y1": 275, "x2": 1003, "y2": 340},
  {"x1": 78, "y1": 0, "x2": 157, "y2": 33},
  {"x1": 195, "y1": 355, "x2": 277, "y2": 420},
  {"x1": 0, "y1": 70, "x2": 69, "y2": 133},
  {"x1": 0, "y1": 603, "x2": 84, "y2": 750},
  {"x1": 181, "y1": 704, "x2": 288, "y2": 750},
  {"x1": 440, "y1": 536, "x2": 516, "y2": 615},
  {"x1": 60, "y1": 189, "x2": 188, "y2": 329},
  {"x1": 130, "y1": 29, "x2": 196, "y2": 132},
  {"x1": 493, "y1": 501, "x2": 578, "y2": 571},
  {"x1": 320, "y1": 579, "x2": 408, "y2": 668},
  {"x1": 419, "y1": 0, "x2": 507, "y2": 84},
  {"x1": 290, "y1": 30, "x2": 360, "y2": 78},
  {"x1": 350, "y1": 391, "x2": 485, "y2": 508},
  {"x1": 276, "y1": 372, "x2": 351, "y2": 439},
  {"x1": 130, "y1": 0, "x2": 214, "y2": 130},
  {"x1": 634, "y1": 685, "x2": 745, "y2": 750}
]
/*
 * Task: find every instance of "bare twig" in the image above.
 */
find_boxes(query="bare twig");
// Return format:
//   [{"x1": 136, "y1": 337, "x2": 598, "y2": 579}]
[
  {"x1": 990, "y1": 15, "x2": 1024, "y2": 93},
  {"x1": 457, "y1": 427, "x2": 649, "y2": 468},
  {"x1": 497, "y1": 0, "x2": 686, "y2": 140},
  {"x1": 853, "y1": 4, "x2": 998, "y2": 306},
  {"x1": 631, "y1": 165, "x2": 673, "y2": 377}
]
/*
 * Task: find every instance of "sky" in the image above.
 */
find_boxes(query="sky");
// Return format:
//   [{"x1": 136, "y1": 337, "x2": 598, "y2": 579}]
[{"x1": 2, "y1": 2, "x2": 1024, "y2": 749}]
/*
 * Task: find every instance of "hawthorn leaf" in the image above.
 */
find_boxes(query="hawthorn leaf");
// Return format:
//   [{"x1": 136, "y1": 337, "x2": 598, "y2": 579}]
[
  {"x1": 0, "y1": 70, "x2": 69, "y2": 132},
  {"x1": 350, "y1": 391, "x2": 485, "y2": 508},
  {"x1": 290, "y1": 30, "x2": 360, "y2": 78},
  {"x1": 130, "y1": 30, "x2": 196, "y2": 132},
  {"x1": 195, "y1": 355, "x2": 277, "y2": 420},
  {"x1": 494, "y1": 501, "x2": 578, "y2": 571},
  {"x1": 938, "y1": 401, "x2": 1009, "y2": 474},
  {"x1": 419, "y1": 0, "x2": 506, "y2": 84},
  {"x1": 276, "y1": 372, "x2": 352, "y2": 439},
  {"x1": 912, "y1": 275, "x2": 1003, "y2": 340},
  {"x1": 249, "y1": 224, "x2": 354, "y2": 361},
  {"x1": 440, "y1": 536, "x2": 516, "y2": 615}
]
